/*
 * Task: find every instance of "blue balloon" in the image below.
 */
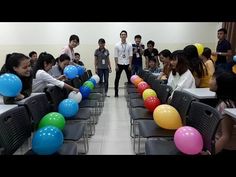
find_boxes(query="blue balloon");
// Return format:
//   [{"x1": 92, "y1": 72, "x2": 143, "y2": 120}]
[
  {"x1": 0, "y1": 73, "x2": 22, "y2": 97},
  {"x1": 88, "y1": 78, "x2": 96, "y2": 86},
  {"x1": 233, "y1": 55, "x2": 236, "y2": 63},
  {"x1": 32, "y1": 126, "x2": 63, "y2": 155},
  {"x1": 64, "y1": 65, "x2": 78, "y2": 79},
  {"x1": 79, "y1": 85, "x2": 91, "y2": 99},
  {"x1": 77, "y1": 65, "x2": 85, "y2": 76},
  {"x1": 58, "y1": 98, "x2": 79, "y2": 118}
]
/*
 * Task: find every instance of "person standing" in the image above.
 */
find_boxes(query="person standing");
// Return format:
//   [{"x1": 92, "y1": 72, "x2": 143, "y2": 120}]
[
  {"x1": 61, "y1": 34, "x2": 80, "y2": 64},
  {"x1": 212, "y1": 28, "x2": 232, "y2": 72},
  {"x1": 94, "y1": 38, "x2": 111, "y2": 97},
  {"x1": 114, "y1": 30, "x2": 133, "y2": 97},
  {"x1": 144, "y1": 40, "x2": 159, "y2": 69},
  {"x1": 131, "y1": 35, "x2": 144, "y2": 75}
]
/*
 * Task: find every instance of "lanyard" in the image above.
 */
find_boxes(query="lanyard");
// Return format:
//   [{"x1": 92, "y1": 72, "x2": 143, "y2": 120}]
[{"x1": 121, "y1": 43, "x2": 127, "y2": 53}]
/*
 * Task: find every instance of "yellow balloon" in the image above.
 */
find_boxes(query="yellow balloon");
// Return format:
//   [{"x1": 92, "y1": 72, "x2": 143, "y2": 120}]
[
  {"x1": 153, "y1": 104, "x2": 182, "y2": 130},
  {"x1": 142, "y1": 89, "x2": 157, "y2": 100},
  {"x1": 194, "y1": 43, "x2": 204, "y2": 56},
  {"x1": 232, "y1": 65, "x2": 236, "y2": 74}
]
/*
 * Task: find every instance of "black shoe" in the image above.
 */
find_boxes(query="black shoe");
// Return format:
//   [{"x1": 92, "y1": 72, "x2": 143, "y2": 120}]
[{"x1": 114, "y1": 94, "x2": 119, "y2": 97}]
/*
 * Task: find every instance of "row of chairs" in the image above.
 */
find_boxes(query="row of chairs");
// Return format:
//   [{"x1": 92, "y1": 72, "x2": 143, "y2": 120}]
[
  {"x1": 125, "y1": 69, "x2": 222, "y2": 155},
  {"x1": 0, "y1": 70, "x2": 105, "y2": 155}
]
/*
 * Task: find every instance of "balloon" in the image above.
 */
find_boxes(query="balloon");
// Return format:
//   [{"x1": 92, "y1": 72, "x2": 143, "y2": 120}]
[
  {"x1": 88, "y1": 78, "x2": 96, "y2": 86},
  {"x1": 233, "y1": 55, "x2": 236, "y2": 63},
  {"x1": 91, "y1": 74, "x2": 100, "y2": 84},
  {"x1": 38, "y1": 112, "x2": 65, "y2": 130},
  {"x1": 68, "y1": 91, "x2": 82, "y2": 103},
  {"x1": 133, "y1": 77, "x2": 143, "y2": 87},
  {"x1": 194, "y1": 43, "x2": 204, "y2": 56},
  {"x1": 79, "y1": 85, "x2": 91, "y2": 99},
  {"x1": 137, "y1": 81, "x2": 150, "y2": 94},
  {"x1": 232, "y1": 65, "x2": 236, "y2": 74},
  {"x1": 0, "y1": 73, "x2": 22, "y2": 97},
  {"x1": 144, "y1": 96, "x2": 161, "y2": 112},
  {"x1": 58, "y1": 98, "x2": 79, "y2": 118},
  {"x1": 83, "y1": 81, "x2": 94, "y2": 90},
  {"x1": 77, "y1": 65, "x2": 85, "y2": 76},
  {"x1": 64, "y1": 65, "x2": 78, "y2": 79},
  {"x1": 32, "y1": 126, "x2": 63, "y2": 155},
  {"x1": 142, "y1": 89, "x2": 157, "y2": 101},
  {"x1": 130, "y1": 75, "x2": 139, "y2": 83},
  {"x1": 153, "y1": 104, "x2": 182, "y2": 130},
  {"x1": 174, "y1": 126, "x2": 203, "y2": 155}
]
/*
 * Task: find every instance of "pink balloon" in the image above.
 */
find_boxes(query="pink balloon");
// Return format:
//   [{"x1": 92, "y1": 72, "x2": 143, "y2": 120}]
[
  {"x1": 174, "y1": 126, "x2": 203, "y2": 155},
  {"x1": 130, "y1": 75, "x2": 139, "y2": 84}
]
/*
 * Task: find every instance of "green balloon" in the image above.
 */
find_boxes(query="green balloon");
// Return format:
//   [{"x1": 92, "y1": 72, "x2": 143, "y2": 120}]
[
  {"x1": 39, "y1": 112, "x2": 65, "y2": 130},
  {"x1": 83, "y1": 81, "x2": 94, "y2": 90}
]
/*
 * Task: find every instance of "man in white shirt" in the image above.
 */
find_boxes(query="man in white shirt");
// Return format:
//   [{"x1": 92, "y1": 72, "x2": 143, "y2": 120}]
[{"x1": 114, "y1": 30, "x2": 133, "y2": 97}]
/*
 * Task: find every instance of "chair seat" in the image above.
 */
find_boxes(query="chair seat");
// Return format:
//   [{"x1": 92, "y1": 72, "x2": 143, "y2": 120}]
[
  {"x1": 88, "y1": 93, "x2": 102, "y2": 100},
  {"x1": 80, "y1": 100, "x2": 97, "y2": 107},
  {"x1": 127, "y1": 87, "x2": 138, "y2": 94},
  {"x1": 130, "y1": 98, "x2": 144, "y2": 108},
  {"x1": 138, "y1": 120, "x2": 175, "y2": 138},
  {"x1": 145, "y1": 139, "x2": 181, "y2": 155},
  {"x1": 130, "y1": 108, "x2": 153, "y2": 120},
  {"x1": 68, "y1": 108, "x2": 91, "y2": 120},
  {"x1": 129, "y1": 93, "x2": 142, "y2": 99},
  {"x1": 25, "y1": 142, "x2": 78, "y2": 155},
  {"x1": 63, "y1": 122, "x2": 85, "y2": 141}
]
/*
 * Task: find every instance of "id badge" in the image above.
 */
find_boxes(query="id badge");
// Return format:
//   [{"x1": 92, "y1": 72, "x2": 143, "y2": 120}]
[
  {"x1": 122, "y1": 54, "x2": 126, "y2": 58},
  {"x1": 102, "y1": 59, "x2": 105, "y2": 65},
  {"x1": 136, "y1": 53, "x2": 140, "y2": 58}
]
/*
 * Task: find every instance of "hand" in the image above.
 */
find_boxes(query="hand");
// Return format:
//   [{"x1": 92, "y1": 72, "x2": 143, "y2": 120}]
[
  {"x1": 109, "y1": 68, "x2": 112, "y2": 73},
  {"x1": 115, "y1": 65, "x2": 119, "y2": 72},
  {"x1": 211, "y1": 52, "x2": 217, "y2": 56},
  {"x1": 200, "y1": 151, "x2": 211, "y2": 155},
  {"x1": 128, "y1": 65, "x2": 132, "y2": 71},
  {"x1": 73, "y1": 88, "x2": 80, "y2": 93},
  {"x1": 15, "y1": 94, "x2": 25, "y2": 101},
  {"x1": 58, "y1": 75, "x2": 66, "y2": 81}
]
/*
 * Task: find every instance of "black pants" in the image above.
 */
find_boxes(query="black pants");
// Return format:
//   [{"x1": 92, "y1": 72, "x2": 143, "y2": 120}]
[{"x1": 114, "y1": 64, "x2": 131, "y2": 95}]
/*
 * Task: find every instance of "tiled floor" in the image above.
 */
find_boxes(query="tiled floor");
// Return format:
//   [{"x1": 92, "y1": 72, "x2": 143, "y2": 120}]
[{"x1": 87, "y1": 88, "x2": 134, "y2": 155}]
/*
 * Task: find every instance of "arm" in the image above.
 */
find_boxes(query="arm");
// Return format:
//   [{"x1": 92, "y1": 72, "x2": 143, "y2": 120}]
[
  {"x1": 107, "y1": 56, "x2": 112, "y2": 72},
  {"x1": 94, "y1": 55, "x2": 98, "y2": 74},
  {"x1": 215, "y1": 116, "x2": 234, "y2": 154},
  {"x1": 145, "y1": 56, "x2": 149, "y2": 69},
  {"x1": 114, "y1": 45, "x2": 119, "y2": 71}
]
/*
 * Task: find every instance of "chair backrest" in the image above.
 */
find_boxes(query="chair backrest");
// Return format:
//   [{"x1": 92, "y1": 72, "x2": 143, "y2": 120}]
[
  {"x1": 153, "y1": 84, "x2": 172, "y2": 104},
  {"x1": 147, "y1": 74, "x2": 158, "y2": 85},
  {"x1": 143, "y1": 71, "x2": 152, "y2": 81},
  {"x1": 72, "y1": 77, "x2": 83, "y2": 89},
  {"x1": 80, "y1": 72, "x2": 89, "y2": 84},
  {"x1": 150, "y1": 79, "x2": 161, "y2": 90},
  {"x1": 0, "y1": 106, "x2": 31, "y2": 155},
  {"x1": 170, "y1": 90, "x2": 195, "y2": 124},
  {"x1": 45, "y1": 86, "x2": 68, "y2": 112},
  {"x1": 87, "y1": 69, "x2": 93, "y2": 78},
  {"x1": 187, "y1": 101, "x2": 222, "y2": 154},
  {"x1": 23, "y1": 94, "x2": 51, "y2": 128}
]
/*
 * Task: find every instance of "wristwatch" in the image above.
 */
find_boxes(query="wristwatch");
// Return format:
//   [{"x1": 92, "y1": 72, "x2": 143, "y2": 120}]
[{"x1": 218, "y1": 52, "x2": 222, "y2": 55}]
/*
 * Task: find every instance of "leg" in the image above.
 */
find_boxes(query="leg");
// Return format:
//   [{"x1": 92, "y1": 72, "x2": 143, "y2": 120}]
[
  {"x1": 97, "y1": 69, "x2": 104, "y2": 85},
  {"x1": 114, "y1": 64, "x2": 123, "y2": 96},
  {"x1": 104, "y1": 69, "x2": 109, "y2": 95},
  {"x1": 124, "y1": 64, "x2": 132, "y2": 84}
]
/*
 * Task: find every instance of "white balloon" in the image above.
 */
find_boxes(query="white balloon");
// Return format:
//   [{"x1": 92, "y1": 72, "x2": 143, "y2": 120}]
[
  {"x1": 91, "y1": 74, "x2": 100, "y2": 84},
  {"x1": 68, "y1": 91, "x2": 82, "y2": 103}
]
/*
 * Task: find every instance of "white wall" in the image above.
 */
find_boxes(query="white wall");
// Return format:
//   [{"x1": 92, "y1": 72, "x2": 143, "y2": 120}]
[{"x1": 0, "y1": 22, "x2": 220, "y2": 88}]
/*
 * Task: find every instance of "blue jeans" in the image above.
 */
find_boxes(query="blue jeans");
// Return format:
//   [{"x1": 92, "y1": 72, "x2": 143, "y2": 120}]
[
  {"x1": 131, "y1": 64, "x2": 142, "y2": 75},
  {"x1": 97, "y1": 69, "x2": 109, "y2": 93}
]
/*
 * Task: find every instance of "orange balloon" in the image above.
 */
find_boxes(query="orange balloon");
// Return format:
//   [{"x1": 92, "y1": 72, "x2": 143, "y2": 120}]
[
  {"x1": 232, "y1": 65, "x2": 236, "y2": 74},
  {"x1": 133, "y1": 77, "x2": 143, "y2": 87},
  {"x1": 153, "y1": 104, "x2": 182, "y2": 130}
]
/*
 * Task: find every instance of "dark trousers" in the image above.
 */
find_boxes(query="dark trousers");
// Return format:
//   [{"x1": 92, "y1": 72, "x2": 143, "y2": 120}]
[
  {"x1": 131, "y1": 64, "x2": 142, "y2": 75},
  {"x1": 97, "y1": 68, "x2": 109, "y2": 93},
  {"x1": 114, "y1": 64, "x2": 131, "y2": 95}
]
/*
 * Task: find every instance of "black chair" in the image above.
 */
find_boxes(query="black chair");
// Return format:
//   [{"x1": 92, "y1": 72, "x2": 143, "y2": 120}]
[
  {"x1": 145, "y1": 101, "x2": 222, "y2": 155},
  {"x1": 136, "y1": 90, "x2": 195, "y2": 154},
  {"x1": 20, "y1": 94, "x2": 88, "y2": 154},
  {"x1": 0, "y1": 106, "x2": 78, "y2": 155}
]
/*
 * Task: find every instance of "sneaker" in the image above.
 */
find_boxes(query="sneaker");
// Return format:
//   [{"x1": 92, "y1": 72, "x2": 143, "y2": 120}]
[{"x1": 105, "y1": 93, "x2": 110, "y2": 97}]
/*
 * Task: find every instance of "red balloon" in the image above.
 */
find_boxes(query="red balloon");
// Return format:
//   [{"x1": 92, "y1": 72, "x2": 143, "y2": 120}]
[
  {"x1": 137, "y1": 81, "x2": 150, "y2": 94},
  {"x1": 144, "y1": 96, "x2": 161, "y2": 112}
]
